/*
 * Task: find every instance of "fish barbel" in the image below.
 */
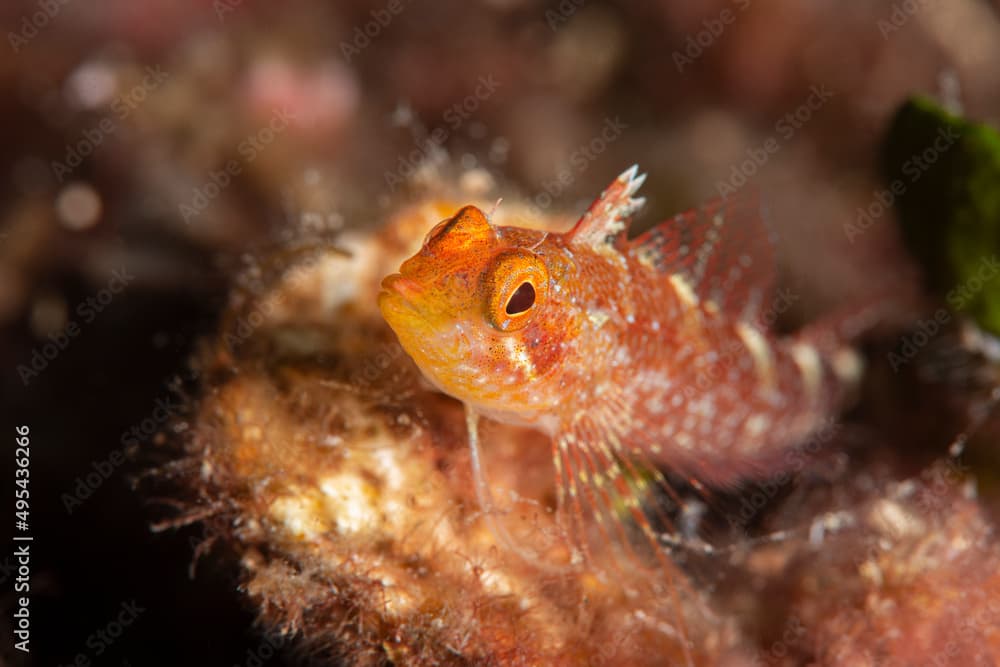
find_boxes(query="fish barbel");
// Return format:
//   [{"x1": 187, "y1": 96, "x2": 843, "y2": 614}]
[{"x1": 378, "y1": 166, "x2": 862, "y2": 570}]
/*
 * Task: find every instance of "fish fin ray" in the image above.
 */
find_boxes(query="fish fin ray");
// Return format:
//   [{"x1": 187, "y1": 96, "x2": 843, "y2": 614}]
[
  {"x1": 560, "y1": 426, "x2": 638, "y2": 569},
  {"x1": 553, "y1": 403, "x2": 703, "y2": 665},
  {"x1": 567, "y1": 165, "x2": 647, "y2": 250},
  {"x1": 630, "y1": 189, "x2": 777, "y2": 327},
  {"x1": 466, "y1": 407, "x2": 561, "y2": 567}
]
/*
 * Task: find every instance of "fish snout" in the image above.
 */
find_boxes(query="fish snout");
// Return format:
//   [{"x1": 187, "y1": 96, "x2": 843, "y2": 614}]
[
  {"x1": 378, "y1": 273, "x2": 428, "y2": 330},
  {"x1": 380, "y1": 273, "x2": 423, "y2": 302}
]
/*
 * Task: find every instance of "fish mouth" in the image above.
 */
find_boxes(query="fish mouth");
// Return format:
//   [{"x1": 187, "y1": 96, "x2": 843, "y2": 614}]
[
  {"x1": 378, "y1": 273, "x2": 425, "y2": 326},
  {"x1": 379, "y1": 273, "x2": 422, "y2": 303}
]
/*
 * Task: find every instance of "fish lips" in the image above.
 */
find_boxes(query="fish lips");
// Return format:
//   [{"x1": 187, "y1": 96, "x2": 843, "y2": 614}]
[
  {"x1": 379, "y1": 273, "x2": 431, "y2": 334},
  {"x1": 380, "y1": 273, "x2": 422, "y2": 302}
]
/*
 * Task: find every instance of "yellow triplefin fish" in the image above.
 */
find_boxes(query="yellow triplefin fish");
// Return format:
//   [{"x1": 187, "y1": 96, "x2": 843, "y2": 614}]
[{"x1": 379, "y1": 166, "x2": 863, "y2": 577}]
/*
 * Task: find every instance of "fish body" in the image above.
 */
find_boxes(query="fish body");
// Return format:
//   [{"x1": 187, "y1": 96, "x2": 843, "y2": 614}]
[{"x1": 379, "y1": 166, "x2": 860, "y2": 559}]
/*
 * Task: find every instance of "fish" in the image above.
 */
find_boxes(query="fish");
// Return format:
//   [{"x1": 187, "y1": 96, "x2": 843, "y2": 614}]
[{"x1": 378, "y1": 165, "x2": 864, "y2": 576}]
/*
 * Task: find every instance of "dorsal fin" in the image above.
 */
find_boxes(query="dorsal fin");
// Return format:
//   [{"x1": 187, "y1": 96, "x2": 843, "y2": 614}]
[
  {"x1": 567, "y1": 165, "x2": 647, "y2": 249},
  {"x1": 629, "y1": 190, "x2": 777, "y2": 326}
]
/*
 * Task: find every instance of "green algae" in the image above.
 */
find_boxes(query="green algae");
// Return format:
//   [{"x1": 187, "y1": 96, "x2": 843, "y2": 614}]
[{"x1": 883, "y1": 97, "x2": 1000, "y2": 336}]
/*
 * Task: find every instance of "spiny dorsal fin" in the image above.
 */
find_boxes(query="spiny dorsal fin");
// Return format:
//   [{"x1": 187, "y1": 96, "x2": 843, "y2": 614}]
[
  {"x1": 567, "y1": 165, "x2": 647, "y2": 250},
  {"x1": 629, "y1": 190, "x2": 778, "y2": 327}
]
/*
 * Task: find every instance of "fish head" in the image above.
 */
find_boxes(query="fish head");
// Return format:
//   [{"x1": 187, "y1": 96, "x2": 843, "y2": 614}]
[{"x1": 379, "y1": 205, "x2": 572, "y2": 416}]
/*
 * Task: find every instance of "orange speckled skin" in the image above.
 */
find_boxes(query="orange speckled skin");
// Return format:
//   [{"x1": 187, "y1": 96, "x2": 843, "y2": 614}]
[
  {"x1": 379, "y1": 181, "x2": 854, "y2": 487},
  {"x1": 380, "y1": 206, "x2": 580, "y2": 423}
]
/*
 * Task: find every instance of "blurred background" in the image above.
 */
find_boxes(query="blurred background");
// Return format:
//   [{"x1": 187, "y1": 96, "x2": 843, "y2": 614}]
[{"x1": 1, "y1": 0, "x2": 999, "y2": 665}]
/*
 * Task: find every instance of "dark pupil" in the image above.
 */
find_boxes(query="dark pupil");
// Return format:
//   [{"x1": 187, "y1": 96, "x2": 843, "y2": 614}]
[{"x1": 505, "y1": 282, "x2": 535, "y2": 315}]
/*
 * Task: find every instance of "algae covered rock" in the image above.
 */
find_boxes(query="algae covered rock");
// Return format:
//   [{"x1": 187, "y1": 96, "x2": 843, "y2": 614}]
[{"x1": 883, "y1": 97, "x2": 1000, "y2": 336}]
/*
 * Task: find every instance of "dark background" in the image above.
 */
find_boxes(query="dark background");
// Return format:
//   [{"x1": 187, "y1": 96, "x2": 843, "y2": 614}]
[{"x1": 2, "y1": 0, "x2": 1000, "y2": 665}]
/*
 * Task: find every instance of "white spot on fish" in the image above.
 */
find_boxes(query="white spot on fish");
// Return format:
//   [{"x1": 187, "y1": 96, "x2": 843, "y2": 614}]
[
  {"x1": 669, "y1": 274, "x2": 699, "y2": 307},
  {"x1": 790, "y1": 341, "x2": 823, "y2": 403},
  {"x1": 744, "y1": 414, "x2": 769, "y2": 437},
  {"x1": 588, "y1": 310, "x2": 611, "y2": 328},
  {"x1": 832, "y1": 347, "x2": 863, "y2": 384},
  {"x1": 736, "y1": 323, "x2": 775, "y2": 391},
  {"x1": 503, "y1": 337, "x2": 535, "y2": 377}
]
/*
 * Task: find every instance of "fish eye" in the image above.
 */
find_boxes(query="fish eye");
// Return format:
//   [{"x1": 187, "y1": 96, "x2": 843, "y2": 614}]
[
  {"x1": 422, "y1": 219, "x2": 450, "y2": 246},
  {"x1": 505, "y1": 282, "x2": 535, "y2": 315},
  {"x1": 483, "y1": 250, "x2": 548, "y2": 332}
]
